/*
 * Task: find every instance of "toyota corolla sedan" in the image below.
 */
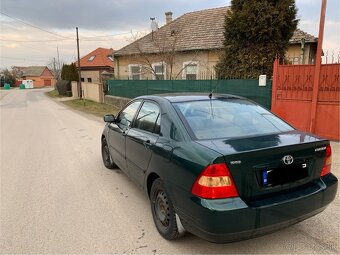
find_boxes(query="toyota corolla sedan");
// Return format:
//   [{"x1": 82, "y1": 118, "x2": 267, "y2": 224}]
[{"x1": 101, "y1": 93, "x2": 337, "y2": 243}]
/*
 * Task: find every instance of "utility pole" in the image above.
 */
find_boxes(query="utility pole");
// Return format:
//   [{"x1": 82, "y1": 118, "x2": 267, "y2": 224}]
[
  {"x1": 76, "y1": 27, "x2": 82, "y2": 99},
  {"x1": 57, "y1": 46, "x2": 61, "y2": 80},
  {"x1": 310, "y1": 0, "x2": 327, "y2": 132},
  {"x1": 53, "y1": 57, "x2": 57, "y2": 88}
]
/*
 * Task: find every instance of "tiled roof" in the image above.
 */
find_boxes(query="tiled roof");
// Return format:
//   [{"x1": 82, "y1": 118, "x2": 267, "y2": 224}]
[
  {"x1": 76, "y1": 47, "x2": 114, "y2": 68},
  {"x1": 115, "y1": 6, "x2": 317, "y2": 56},
  {"x1": 289, "y1": 28, "x2": 318, "y2": 44},
  {"x1": 115, "y1": 7, "x2": 229, "y2": 56},
  {"x1": 22, "y1": 66, "x2": 47, "y2": 77}
]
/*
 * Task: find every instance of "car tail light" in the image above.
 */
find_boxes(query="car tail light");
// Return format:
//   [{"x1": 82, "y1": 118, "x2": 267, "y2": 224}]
[
  {"x1": 191, "y1": 163, "x2": 239, "y2": 199},
  {"x1": 321, "y1": 144, "x2": 332, "y2": 177}
]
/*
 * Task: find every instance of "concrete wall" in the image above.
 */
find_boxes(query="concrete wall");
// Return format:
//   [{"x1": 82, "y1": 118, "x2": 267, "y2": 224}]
[
  {"x1": 115, "y1": 49, "x2": 223, "y2": 80},
  {"x1": 71, "y1": 81, "x2": 103, "y2": 103},
  {"x1": 104, "y1": 95, "x2": 130, "y2": 110}
]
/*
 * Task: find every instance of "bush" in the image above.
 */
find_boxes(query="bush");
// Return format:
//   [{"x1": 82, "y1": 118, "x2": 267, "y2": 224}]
[
  {"x1": 61, "y1": 64, "x2": 79, "y2": 81},
  {"x1": 56, "y1": 80, "x2": 71, "y2": 96}
]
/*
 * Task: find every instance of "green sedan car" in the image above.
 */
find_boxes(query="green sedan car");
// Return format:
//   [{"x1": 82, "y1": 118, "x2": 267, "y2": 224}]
[{"x1": 101, "y1": 93, "x2": 337, "y2": 243}]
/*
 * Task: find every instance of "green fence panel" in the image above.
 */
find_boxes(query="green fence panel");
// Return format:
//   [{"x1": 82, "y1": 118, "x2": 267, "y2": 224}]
[{"x1": 107, "y1": 79, "x2": 272, "y2": 109}]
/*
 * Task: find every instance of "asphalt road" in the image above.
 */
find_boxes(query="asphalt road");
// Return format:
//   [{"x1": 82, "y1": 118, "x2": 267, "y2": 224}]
[{"x1": 1, "y1": 88, "x2": 339, "y2": 254}]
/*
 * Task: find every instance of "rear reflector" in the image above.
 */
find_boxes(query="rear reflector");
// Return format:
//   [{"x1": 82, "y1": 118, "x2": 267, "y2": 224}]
[
  {"x1": 191, "y1": 163, "x2": 239, "y2": 199},
  {"x1": 321, "y1": 144, "x2": 332, "y2": 177}
]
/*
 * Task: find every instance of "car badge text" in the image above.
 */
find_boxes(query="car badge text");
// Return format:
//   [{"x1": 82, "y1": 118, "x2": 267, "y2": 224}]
[
  {"x1": 230, "y1": 160, "x2": 242, "y2": 165},
  {"x1": 315, "y1": 146, "x2": 327, "y2": 152}
]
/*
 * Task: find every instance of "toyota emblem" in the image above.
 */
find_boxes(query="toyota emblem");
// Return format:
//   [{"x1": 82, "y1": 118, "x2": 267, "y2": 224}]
[{"x1": 282, "y1": 155, "x2": 294, "y2": 165}]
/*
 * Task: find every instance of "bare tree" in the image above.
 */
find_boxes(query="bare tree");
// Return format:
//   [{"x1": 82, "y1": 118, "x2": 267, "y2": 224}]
[
  {"x1": 128, "y1": 22, "x2": 205, "y2": 80},
  {"x1": 47, "y1": 57, "x2": 62, "y2": 82}
]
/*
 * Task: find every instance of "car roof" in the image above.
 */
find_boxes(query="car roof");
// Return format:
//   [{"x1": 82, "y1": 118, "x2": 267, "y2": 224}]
[{"x1": 136, "y1": 93, "x2": 245, "y2": 103}]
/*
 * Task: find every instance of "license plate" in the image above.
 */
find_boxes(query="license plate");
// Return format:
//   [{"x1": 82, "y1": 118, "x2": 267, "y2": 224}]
[{"x1": 261, "y1": 163, "x2": 308, "y2": 187}]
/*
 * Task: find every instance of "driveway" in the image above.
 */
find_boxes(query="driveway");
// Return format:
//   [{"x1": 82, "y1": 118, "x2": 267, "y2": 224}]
[{"x1": 0, "y1": 88, "x2": 339, "y2": 254}]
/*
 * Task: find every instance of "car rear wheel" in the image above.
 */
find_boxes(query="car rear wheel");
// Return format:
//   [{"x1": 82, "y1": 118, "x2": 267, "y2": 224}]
[
  {"x1": 150, "y1": 179, "x2": 185, "y2": 240},
  {"x1": 101, "y1": 138, "x2": 116, "y2": 169}
]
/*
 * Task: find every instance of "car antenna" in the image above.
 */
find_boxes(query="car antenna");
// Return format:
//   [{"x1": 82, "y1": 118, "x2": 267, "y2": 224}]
[
  {"x1": 208, "y1": 82, "x2": 217, "y2": 118},
  {"x1": 208, "y1": 80, "x2": 220, "y2": 99}
]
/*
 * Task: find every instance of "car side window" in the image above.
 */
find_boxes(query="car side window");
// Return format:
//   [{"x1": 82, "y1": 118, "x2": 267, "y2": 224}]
[
  {"x1": 134, "y1": 101, "x2": 160, "y2": 134},
  {"x1": 116, "y1": 101, "x2": 141, "y2": 130}
]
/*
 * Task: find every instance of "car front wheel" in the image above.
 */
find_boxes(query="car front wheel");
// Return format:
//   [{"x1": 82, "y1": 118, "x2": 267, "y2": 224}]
[
  {"x1": 150, "y1": 178, "x2": 185, "y2": 240},
  {"x1": 101, "y1": 138, "x2": 116, "y2": 169}
]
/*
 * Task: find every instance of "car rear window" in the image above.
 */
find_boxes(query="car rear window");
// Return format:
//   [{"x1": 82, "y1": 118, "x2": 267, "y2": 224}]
[{"x1": 173, "y1": 99, "x2": 294, "y2": 139}]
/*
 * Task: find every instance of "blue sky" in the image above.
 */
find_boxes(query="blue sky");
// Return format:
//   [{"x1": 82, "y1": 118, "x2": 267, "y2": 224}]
[{"x1": 0, "y1": 0, "x2": 339, "y2": 68}]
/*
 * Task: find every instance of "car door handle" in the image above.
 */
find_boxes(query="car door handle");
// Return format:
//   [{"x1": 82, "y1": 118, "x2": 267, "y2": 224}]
[{"x1": 143, "y1": 140, "x2": 152, "y2": 149}]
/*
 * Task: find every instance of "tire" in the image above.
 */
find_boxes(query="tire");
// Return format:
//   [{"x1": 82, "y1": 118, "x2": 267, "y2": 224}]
[
  {"x1": 101, "y1": 138, "x2": 116, "y2": 169},
  {"x1": 150, "y1": 179, "x2": 185, "y2": 240}
]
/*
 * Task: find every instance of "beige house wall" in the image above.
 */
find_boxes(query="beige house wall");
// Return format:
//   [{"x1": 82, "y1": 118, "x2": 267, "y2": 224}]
[
  {"x1": 80, "y1": 70, "x2": 101, "y2": 83},
  {"x1": 286, "y1": 43, "x2": 315, "y2": 64},
  {"x1": 114, "y1": 44, "x2": 315, "y2": 80},
  {"x1": 71, "y1": 81, "x2": 103, "y2": 103},
  {"x1": 115, "y1": 50, "x2": 223, "y2": 80}
]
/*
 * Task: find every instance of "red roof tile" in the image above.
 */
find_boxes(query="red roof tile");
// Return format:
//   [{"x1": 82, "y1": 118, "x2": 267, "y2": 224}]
[{"x1": 76, "y1": 47, "x2": 114, "y2": 68}]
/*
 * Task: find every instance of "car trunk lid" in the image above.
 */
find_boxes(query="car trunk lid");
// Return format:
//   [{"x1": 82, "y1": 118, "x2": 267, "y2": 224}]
[{"x1": 196, "y1": 131, "x2": 329, "y2": 203}]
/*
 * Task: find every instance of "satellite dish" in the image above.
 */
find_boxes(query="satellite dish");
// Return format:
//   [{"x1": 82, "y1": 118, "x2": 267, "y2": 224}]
[{"x1": 151, "y1": 19, "x2": 158, "y2": 32}]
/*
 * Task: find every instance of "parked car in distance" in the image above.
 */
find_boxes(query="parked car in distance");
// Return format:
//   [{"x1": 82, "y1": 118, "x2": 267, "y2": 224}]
[{"x1": 101, "y1": 93, "x2": 338, "y2": 243}]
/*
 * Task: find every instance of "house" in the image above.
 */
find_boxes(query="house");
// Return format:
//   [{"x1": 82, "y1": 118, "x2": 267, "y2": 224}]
[
  {"x1": 75, "y1": 47, "x2": 114, "y2": 83},
  {"x1": 286, "y1": 29, "x2": 317, "y2": 64},
  {"x1": 14, "y1": 66, "x2": 55, "y2": 87},
  {"x1": 113, "y1": 7, "x2": 317, "y2": 80}
]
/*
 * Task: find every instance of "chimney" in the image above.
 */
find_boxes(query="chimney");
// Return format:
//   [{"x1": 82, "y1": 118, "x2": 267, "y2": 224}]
[{"x1": 165, "y1": 11, "x2": 173, "y2": 24}]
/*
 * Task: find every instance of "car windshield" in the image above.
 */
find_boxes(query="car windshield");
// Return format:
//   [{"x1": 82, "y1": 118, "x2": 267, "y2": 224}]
[{"x1": 173, "y1": 98, "x2": 294, "y2": 139}]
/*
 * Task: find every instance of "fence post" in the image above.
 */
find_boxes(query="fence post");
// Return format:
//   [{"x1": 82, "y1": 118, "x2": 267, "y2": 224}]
[
  {"x1": 310, "y1": 0, "x2": 327, "y2": 133},
  {"x1": 99, "y1": 82, "x2": 104, "y2": 103},
  {"x1": 271, "y1": 58, "x2": 279, "y2": 111}
]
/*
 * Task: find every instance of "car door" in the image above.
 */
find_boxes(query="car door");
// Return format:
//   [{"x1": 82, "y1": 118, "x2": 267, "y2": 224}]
[
  {"x1": 107, "y1": 100, "x2": 141, "y2": 172},
  {"x1": 125, "y1": 101, "x2": 161, "y2": 188}
]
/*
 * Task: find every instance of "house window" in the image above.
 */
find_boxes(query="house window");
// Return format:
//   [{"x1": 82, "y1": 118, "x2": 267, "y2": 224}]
[
  {"x1": 88, "y1": 56, "x2": 95, "y2": 61},
  {"x1": 87, "y1": 78, "x2": 92, "y2": 82},
  {"x1": 152, "y1": 62, "x2": 166, "y2": 80},
  {"x1": 183, "y1": 61, "x2": 198, "y2": 80},
  {"x1": 128, "y1": 65, "x2": 142, "y2": 80},
  {"x1": 81, "y1": 78, "x2": 85, "y2": 82},
  {"x1": 107, "y1": 56, "x2": 114, "y2": 62}
]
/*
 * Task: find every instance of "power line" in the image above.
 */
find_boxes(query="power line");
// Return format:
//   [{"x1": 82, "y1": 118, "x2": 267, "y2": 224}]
[
  {"x1": 0, "y1": 33, "x2": 131, "y2": 43},
  {"x1": 80, "y1": 31, "x2": 131, "y2": 39},
  {"x1": 0, "y1": 11, "x2": 74, "y2": 39},
  {"x1": 0, "y1": 56, "x2": 48, "y2": 61},
  {"x1": 0, "y1": 38, "x2": 72, "y2": 42}
]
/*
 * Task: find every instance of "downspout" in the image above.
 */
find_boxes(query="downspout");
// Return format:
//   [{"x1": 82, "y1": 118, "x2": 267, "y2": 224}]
[{"x1": 300, "y1": 38, "x2": 305, "y2": 64}]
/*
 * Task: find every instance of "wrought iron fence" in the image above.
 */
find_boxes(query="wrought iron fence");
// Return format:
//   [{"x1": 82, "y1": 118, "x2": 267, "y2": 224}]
[{"x1": 284, "y1": 50, "x2": 340, "y2": 65}]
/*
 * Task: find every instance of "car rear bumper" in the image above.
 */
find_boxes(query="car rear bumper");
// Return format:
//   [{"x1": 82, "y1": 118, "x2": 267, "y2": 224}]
[{"x1": 175, "y1": 174, "x2": 338, "y2": 243}]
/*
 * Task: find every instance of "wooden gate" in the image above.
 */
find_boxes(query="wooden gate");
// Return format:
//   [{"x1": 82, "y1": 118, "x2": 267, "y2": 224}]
[{"x1": 271, "y1": 59, "x2": 340, "y2": 140}]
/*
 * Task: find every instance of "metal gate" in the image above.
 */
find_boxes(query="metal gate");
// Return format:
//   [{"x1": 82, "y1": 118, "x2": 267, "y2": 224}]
[{"x1": 271, "y1": 59, "x2": 340, "y2": 140}]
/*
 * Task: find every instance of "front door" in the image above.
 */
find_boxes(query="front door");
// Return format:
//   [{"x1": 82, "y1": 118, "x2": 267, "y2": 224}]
[
  {"x1": 125, "y1": 101, "x2": 161, "y2": 188},
  {"x1": 107, "y1": 100, "x2": 141, "y2": 172}
]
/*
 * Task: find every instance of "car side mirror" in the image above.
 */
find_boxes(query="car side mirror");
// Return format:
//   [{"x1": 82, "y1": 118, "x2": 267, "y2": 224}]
[{"x1": 104, "y1": 114, "x2": 115, "y2": 123}]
